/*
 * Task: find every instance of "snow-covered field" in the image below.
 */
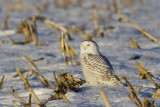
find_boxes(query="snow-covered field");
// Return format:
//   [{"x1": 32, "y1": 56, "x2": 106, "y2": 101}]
[{"x1": 0, "y1": 0, "x2": 160, "y2": 107}]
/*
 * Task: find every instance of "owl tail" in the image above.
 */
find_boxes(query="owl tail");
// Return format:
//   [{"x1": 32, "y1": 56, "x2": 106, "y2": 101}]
[
  {"x1": 112, "y1": 74, "x2": 125, "y2": 87},
  {"x1": 101, "y1": 79, "x2": 124, "y2": 87}
]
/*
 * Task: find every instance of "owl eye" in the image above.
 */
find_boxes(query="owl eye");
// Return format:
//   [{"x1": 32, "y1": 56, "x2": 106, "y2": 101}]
[{"x1": 87, "y1": 44, "x2": 91, "y2": 46}]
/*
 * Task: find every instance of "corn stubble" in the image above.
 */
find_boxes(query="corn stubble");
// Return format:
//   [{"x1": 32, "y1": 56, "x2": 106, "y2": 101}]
[
  {"x1": 67, "y1": 25, "x2": 93, "y2": 40},
  {"x1": 122, "y1": 77, "x2": 157, "y2": 107},
  {"x1": 16, "y1": 19, "x2": 38, "y2": 46},
  {"x1": 48, "y1": 72, "x2": 85, "y2": 104},
  {"x1": 13, "y1": 51, "x2": 85, "y2": 106},
  {"x1": 128, "y1": 37, "x2": 140, "y2": 49},
  {"x1": 135, "y1": 62, "x2": 160, "y2": 88},
  {"x1": 118, "y1": 10, "x2": 160, "y2": 44},
  {"x1": 10, "y1": 86, "x2": 32, "y2": 107},
  {"x1": 100, "y1": 88, "x2": 111, "y2": 107},
  {"x1": 149, "y1": 89, "x2": 160, "y2": 99},
  {"x1": 53, "y1": 0, "x2": 83, "y2": 8},
  {"x1": 3, "y1": 13, "x2": 9, "y2": 29},
  {"x1": 5, "y1": 0, "x2": 25, "y2": 13},
  {"x1": 0, "y1": 75, "x2": 5, "y2": 90},
  {"x1": 60, "y1": 33, "x2": 79, "y2": 65}
]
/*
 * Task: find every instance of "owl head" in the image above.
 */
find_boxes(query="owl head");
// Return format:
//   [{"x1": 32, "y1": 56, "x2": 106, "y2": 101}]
[{"x1": 80, "y1": 41, "x2": 100, "y2": 55}]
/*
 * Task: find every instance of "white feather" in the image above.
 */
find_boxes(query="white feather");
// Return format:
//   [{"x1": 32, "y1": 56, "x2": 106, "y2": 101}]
[{"x1": 80, "y1": 41, "x2": 124, "y2": 86}]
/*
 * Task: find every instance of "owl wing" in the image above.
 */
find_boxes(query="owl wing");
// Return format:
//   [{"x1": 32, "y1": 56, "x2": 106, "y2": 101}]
[{"x1": 82, "y1": 54, "x2": 121, "y2": 82}]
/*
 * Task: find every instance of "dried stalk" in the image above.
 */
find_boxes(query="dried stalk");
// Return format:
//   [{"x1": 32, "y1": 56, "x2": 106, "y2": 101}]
[
  {"x1": 33, "y1": 57, "x2": 45, "y2": 62},
  {"x1": 142, "y1": 96, "x2": 157, "y2": 107},
  {"x1": 16, "y1": 21, "x2": 24, "y2": 33},
  {"x1": 44, "y1": 19, "x2": 72, "y2": 39},
  {"x1": 12, "y1": 100, "x2": 18, "y2": 107},
  {"x1": 151, "y1": 89, "x2": 160, "y2": 99},
  {"x1": 128, "y1": 37, "x2": 140, "y2": 48},
  {"x1": 137, "y1": 83, "x2": 143, "y2": 94},
  {"x1": 27, "y1": 16, "x2": 72, "y2": 41},
  {"x1": 5, "y1": 0, "x2": 25, "y2": 12},
  {"x1": 24, "y1": 51, "x2": 45, "y2": 79},
  {"x1": 28, "y1": 94, "x2": 32, "y2": 106},
  {"x1": 117, "y1": 0, "x2": 136, "y2": 15},
  {"x1": 23, "y1": 20, "x2": 33, "y2": 41},
  {"x1": 10, "y1": 86, "x2": 31, "y2": 107},
  {"x1": 118, "y1": 10, "x2": 160, "y2": 44},
  {"x1": 100, "y1": 88, "x2": 111, "y2": 107},
  {"x1": 13, "y1": 70, "x2": 29, "y2": 78},
  {"x1": 51, "y1": 72, "x2": 70, "y2": 104},
  {"x1": 19, "y1": 51, "x2": 57, "y2": 88},
  {"x1": 62, "y1": 95, "x2": 71, "y2": 104},
  {"x1": 15, "y1": 66, "x2": 41, "y2": 105},
  {"x1": 25, "y1": 53, "x2": 50, "y2": 87},
  {"x1": 57, "y1": 72, "x2": 85, "y2": 91},
  {"x1": 136, "y1": 29, "x2": 150, "y2": 40},
  {"x1": 60, "y1": 33, "x2": 78, "y2": 65},
  {"x1": 16, "y1": 19, "x2": 38, "y2": 46},
  {"x1": 53, "y1": 0, "x2": 76, "y2": 8},
  {"x1": 122, "y1": 77, "x2": 142, "y2": 106},
  {"x1": 67, "y1": 25, "x2": 93, "y2": 40},
  {"x1": 30, "y1": 17, "x2": 38, "y2": 46},
  {"x1": 3, "y1": 13, "x2": 9, "y2": 29},
  {"x1": 8, "y1": 36, "x2": 31, "y2": 45},
  {"x1": 128, "y1": 90, "x2": 140, "y2": 107},
  {"x1": 147, "y1": 56, "x2": 151, "y2": 60},
  {"x1": 135, "y1": 62, "x2": 160, "y2": 88},
  {"x1": 15, "y1": 0, "x2": 25, "y2": 12},
  {"x1": 18, "y1": 56, "x2": 49, "y2": 87},
  {"x1": 53, "y1": 72, "x2": 58, "y2": 84},
  {"x1": 60, "y1": 34, "x2": 68, "y2": 65},
  {"x1": 93, "y1": 6, "x2": 99, "y2": 35},
  {"x1": 149, "y1": 89, "x2": 160, "y2": 99},
  {"x1": 34, "y1": 0, "x2": 49, "y2": 13},
  {"x1": 113, "y1": 0, "x2": 118, "y2": 13},
  {"x1": 44, "y1": 19, "x2": 66, "y2": 31},
  {"x1": 50, "y1": 72, "x2": 85, "y2": 104},
  {"x1": 0, "y1": 75, "x2": 5, "y2": 90}
]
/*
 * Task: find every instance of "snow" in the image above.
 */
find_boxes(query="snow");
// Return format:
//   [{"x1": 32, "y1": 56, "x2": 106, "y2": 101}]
[{"x1": 0, "y1": 0, "x2": 160, "y2": 106}]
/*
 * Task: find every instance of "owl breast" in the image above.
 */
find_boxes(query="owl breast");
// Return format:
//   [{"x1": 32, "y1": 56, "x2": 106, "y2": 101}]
[{"x1": 80, "y1": 54, "x2": 109, "y2": 85}]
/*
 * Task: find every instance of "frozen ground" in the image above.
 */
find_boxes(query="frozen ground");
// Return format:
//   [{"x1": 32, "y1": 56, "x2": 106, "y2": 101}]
[{"x1": 0, "y1": 0, "x2": 160, "y2": 107}]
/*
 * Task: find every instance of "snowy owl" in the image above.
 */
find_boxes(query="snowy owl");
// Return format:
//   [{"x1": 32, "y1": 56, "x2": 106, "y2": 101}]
[{"x1": 80, "y1": 41, "x2": 124, "y2": 87}]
